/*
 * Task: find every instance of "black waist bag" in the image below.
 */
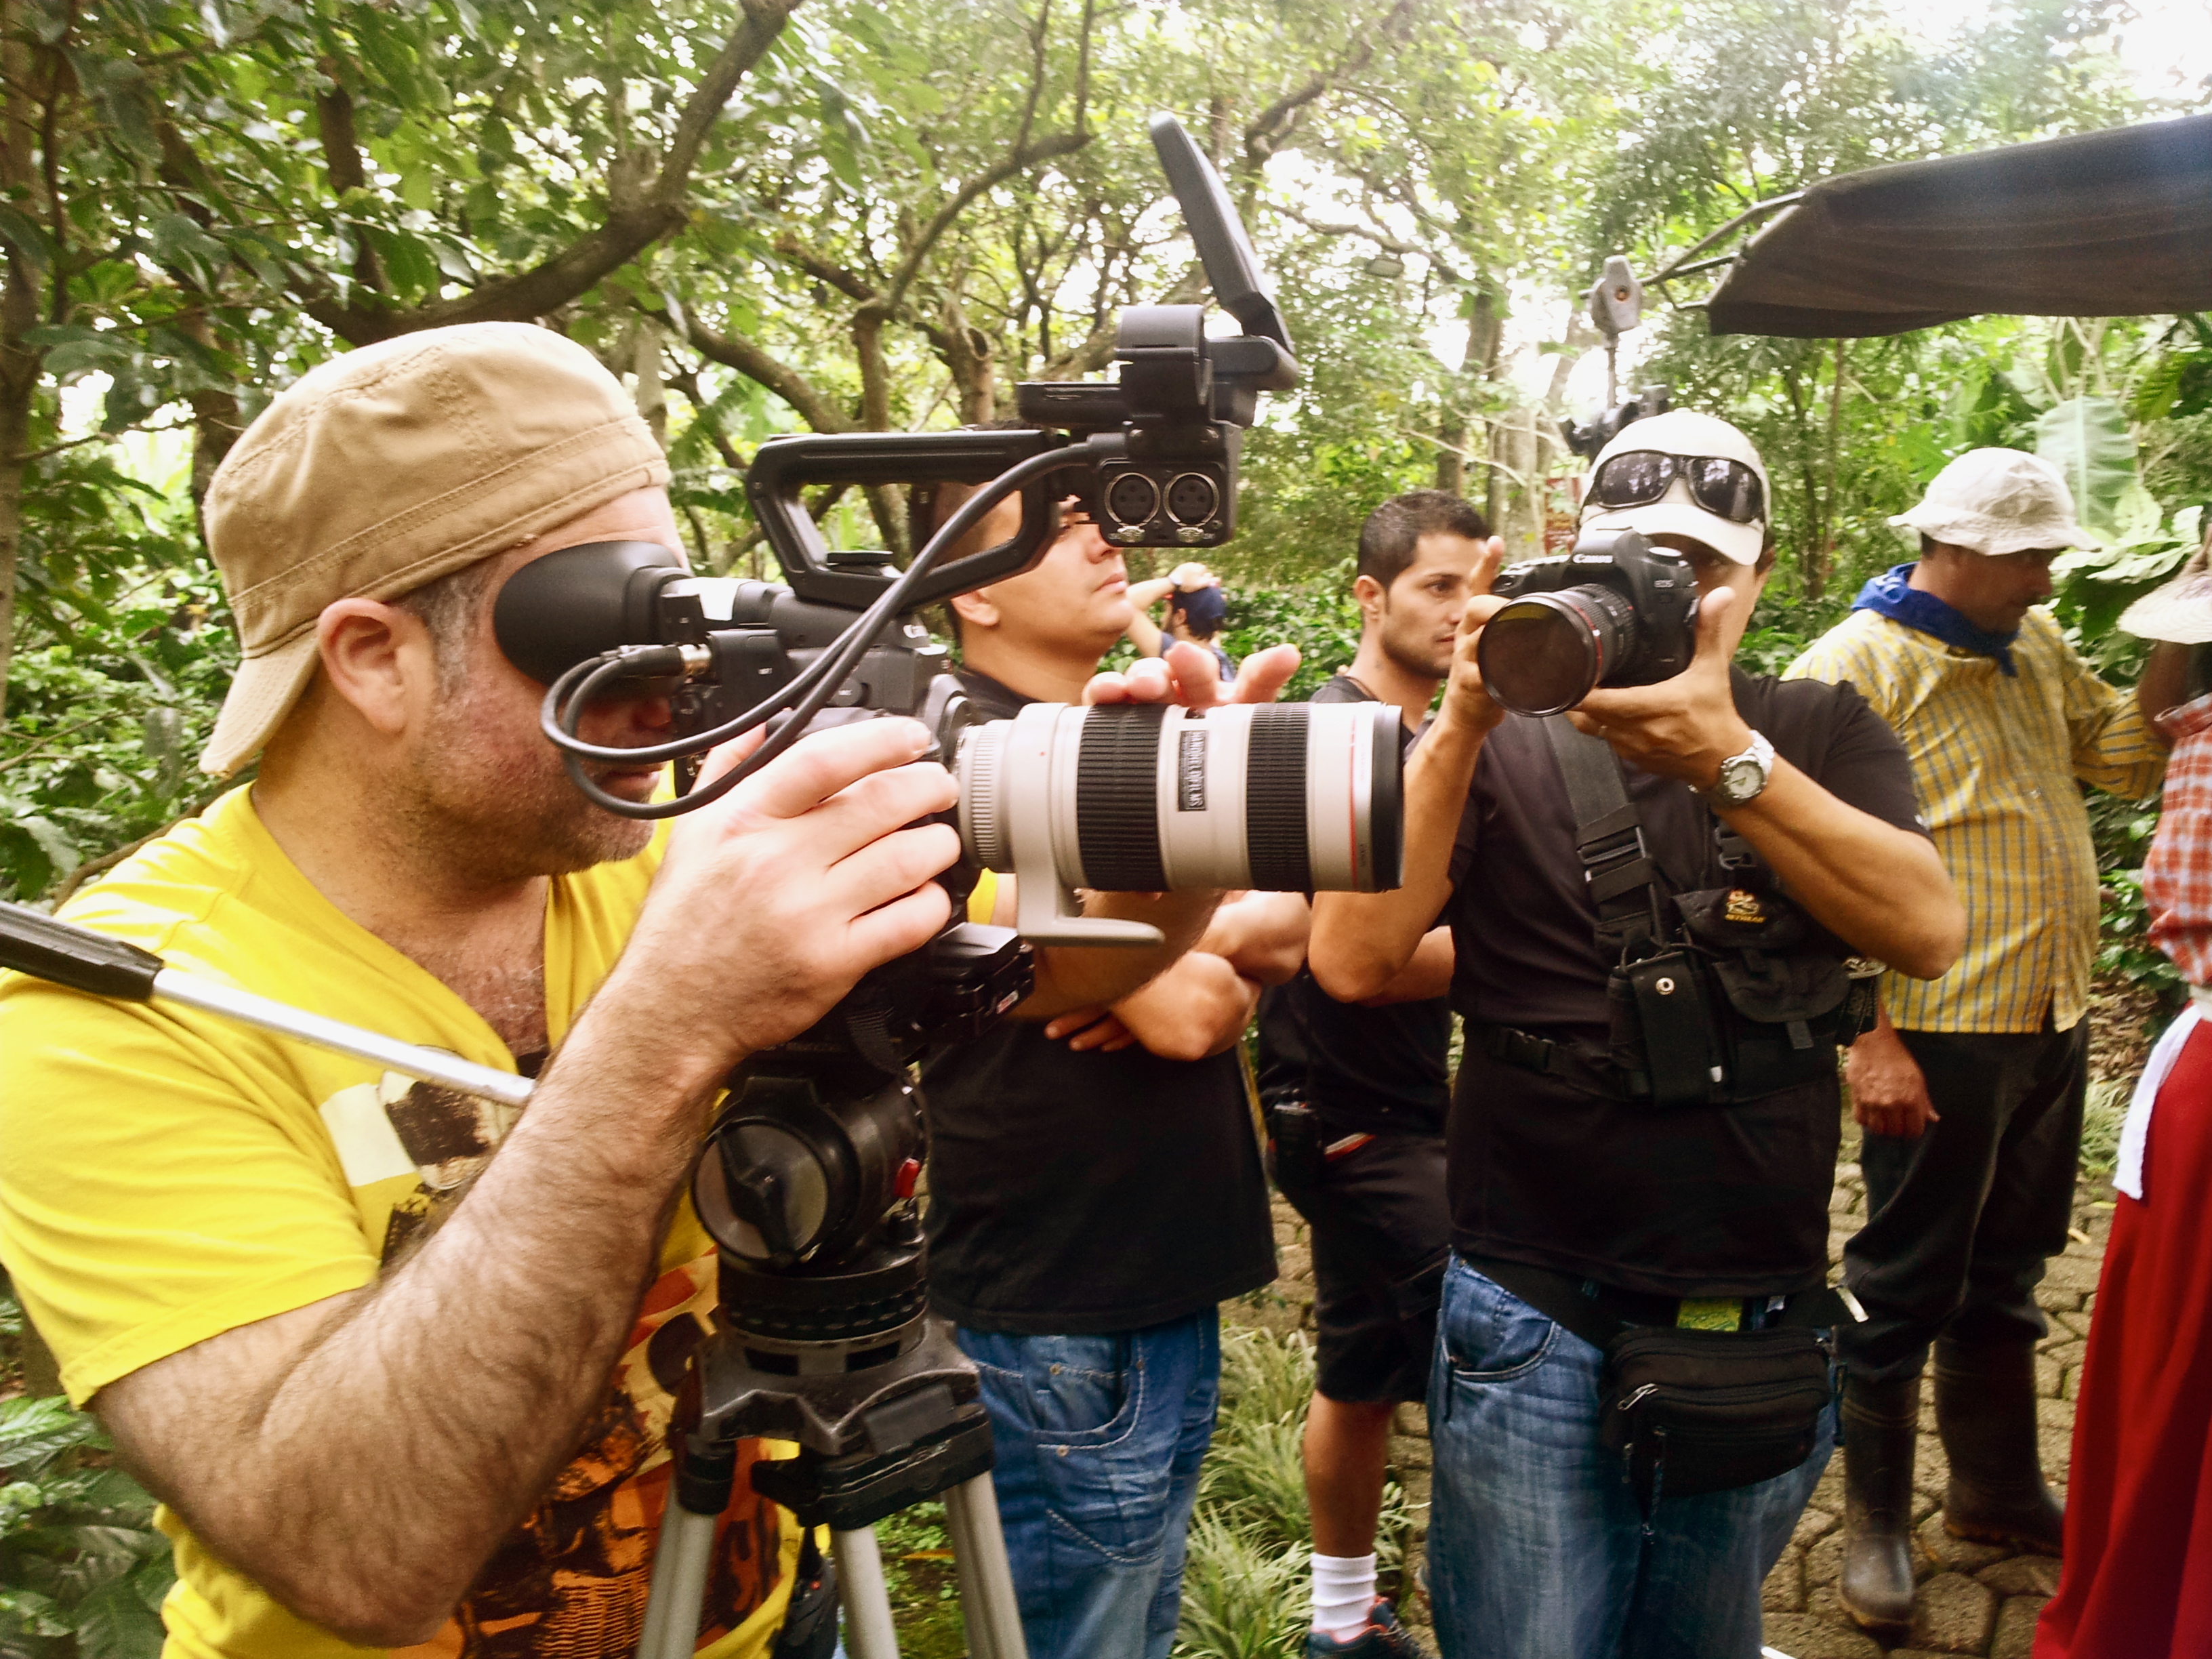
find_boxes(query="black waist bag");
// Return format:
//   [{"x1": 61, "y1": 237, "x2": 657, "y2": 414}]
[{"x1": 1600, "y1": 1324, "x2": 1833, "y2": 1500}]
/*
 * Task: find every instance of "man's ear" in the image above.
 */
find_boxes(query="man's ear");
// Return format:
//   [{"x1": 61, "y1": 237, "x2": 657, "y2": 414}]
[
  {"x1": 948, "y1": 587, "x2": 1000, "y2": 632},
  {"x1": 315, "y1": 598, "x2": 438, "y2": 737},
  {"x1": 1353, "y1": 573, "x2": 1386, "y2": 620}
]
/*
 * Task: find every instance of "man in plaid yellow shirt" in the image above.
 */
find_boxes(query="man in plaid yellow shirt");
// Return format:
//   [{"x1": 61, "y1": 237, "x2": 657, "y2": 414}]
[{"x1": 1786, "y1": 449, "x2": 2170, "y2": 1639}]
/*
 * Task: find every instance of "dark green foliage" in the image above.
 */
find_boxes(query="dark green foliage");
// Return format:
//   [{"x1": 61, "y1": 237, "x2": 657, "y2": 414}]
[{"x1": 0, "y1": 1298, "x2": 172, "y2": 1659}]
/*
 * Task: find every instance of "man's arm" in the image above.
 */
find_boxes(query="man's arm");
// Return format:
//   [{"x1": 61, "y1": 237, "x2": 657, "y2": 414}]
[
  {"x1": 90, "y1": 720, "x2": 961, "y2": 1645},
  {"x1": 2139, "y1": 640, "x2": 2194, "y2": 729},
  {"x1": 1357, "y1": 925, "x2": 1454, "y2": 1005},
  {"x1": 1037, "y1": 888, "x2": 1308, "y2": 1054},
  {"x1": 1090, "y1": 950, "x2": 1262, "y2": 1061},
  {"x1": 1006, "y1": 641, "x2": 1303, "y2": 1020},
  {"x1": 1124, "y1": 577, "x2": 1170, "y2": 657},
  {"x1": 1312, "y1": 543, "x2": 1507, "y2": 1002},
  {"x1": 1576, "y1": 585, "x2": 1964, "y2": 981}
]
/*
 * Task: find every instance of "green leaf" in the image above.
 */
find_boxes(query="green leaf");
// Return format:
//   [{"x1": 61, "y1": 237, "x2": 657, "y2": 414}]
[
  {"x1": 0, "y1": 1396, "x2": 100, "y2": 1473},
  {"x1": 2033, "y1": 396, "x2": 2137, "y2": 536},
  {"x1": 70, "y1": 1574, "x2": 166, "y2": 1659},
  {"x1": 0, "y1": 1588, "x2": 71, "y2": 1639},
  {"x1": 0, "y1": 205, "x2": 52, "y2": 277},
  {"x1": 812, "y1": 75, "x2": 868, "y2": 192}
]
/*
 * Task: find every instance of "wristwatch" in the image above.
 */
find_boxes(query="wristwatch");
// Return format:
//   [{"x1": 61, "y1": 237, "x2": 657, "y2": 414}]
[{"x1": 1700, "y1": 730, "x2": 1775, "y2": 807}]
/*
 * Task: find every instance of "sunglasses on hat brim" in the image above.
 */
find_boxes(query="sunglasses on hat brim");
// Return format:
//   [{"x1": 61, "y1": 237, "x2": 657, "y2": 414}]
[{"x1": 1588, "y1": 451, "x2": 1765, "y2": 526}]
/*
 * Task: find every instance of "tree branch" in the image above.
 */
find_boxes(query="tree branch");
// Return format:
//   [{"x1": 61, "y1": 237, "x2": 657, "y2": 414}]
[
  {"x1": 664, "y1": 306, "x2": 856, "y2": 434},
  {"x1": 1242, "y1": 0, "x2": 1416, "y2": 170},
  {"x1": 882, "y1": 130, "x2": 1089, "y2": 313},
  {"x1": 314, "y1": 59, "x2": 384, "y2": 295},
  {"x1": 307, "y1": 0, "x2": 798, "y2": 344}
]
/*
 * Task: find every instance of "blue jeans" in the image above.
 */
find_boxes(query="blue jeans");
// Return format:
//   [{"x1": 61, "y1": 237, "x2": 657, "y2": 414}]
[
  {"x1": 957, "y1": 1312, "x2": 1221, "y2": 1659},
  {"x1": 1427, "y1": 1258, "x2": 1833, "y2": 1659}
]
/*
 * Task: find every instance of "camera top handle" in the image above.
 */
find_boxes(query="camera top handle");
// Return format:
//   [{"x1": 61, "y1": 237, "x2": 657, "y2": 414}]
[{"x1": 747, "y1": 427, "x2": 1067, "y2": 613}]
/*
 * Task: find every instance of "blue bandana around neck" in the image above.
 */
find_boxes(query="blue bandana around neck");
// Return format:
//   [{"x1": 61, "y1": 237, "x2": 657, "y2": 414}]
[{"x1": 1851, "y1": 562, "x2": 2018, "y2": 676}]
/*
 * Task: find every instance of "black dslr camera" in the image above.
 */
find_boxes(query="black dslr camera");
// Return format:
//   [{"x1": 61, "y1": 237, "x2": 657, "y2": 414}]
[{"x1": 1477, "y1": 529, "x2": 1699, "y2": 717}]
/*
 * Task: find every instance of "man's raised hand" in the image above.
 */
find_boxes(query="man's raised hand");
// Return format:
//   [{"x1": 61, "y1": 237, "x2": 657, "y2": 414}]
[
  {"x1": 1086, "y1": 639, "x2": 1301, "y2": 711},
  {"x1": 615, "y1": 718, "x2": 960, "y2": 1080},
  {"x1": 1436, "y1": 536, "x2": 1508, "y2": 735},
  {"x1": 1570, "y1": 578, "x2": 1755, "y2": 787}
]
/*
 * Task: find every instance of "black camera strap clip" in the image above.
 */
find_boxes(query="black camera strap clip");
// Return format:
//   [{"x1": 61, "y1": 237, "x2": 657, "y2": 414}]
[{"x1": 1544, "y1": 718, "x2": 1666, "y2": 954}]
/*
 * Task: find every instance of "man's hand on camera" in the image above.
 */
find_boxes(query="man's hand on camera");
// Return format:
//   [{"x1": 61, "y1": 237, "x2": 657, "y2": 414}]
[
  {"x1": 1570, "y1": 580, "x2": 1754, "y2": 787},
  {"x1": 1435, "y1": 537, "x2": 1509, "y2": 737},
  {"x1": 604, "y1": 718, "x2": 959, "y2": 1086}
]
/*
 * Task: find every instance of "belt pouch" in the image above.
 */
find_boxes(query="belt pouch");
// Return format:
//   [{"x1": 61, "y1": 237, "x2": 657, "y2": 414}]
[
  {"x1": 1600, "y1": 1325, "x2": 1832, "y2": 1500},
  {"x1": 1265, "y1": 1100, "x2": 1326, "y2": 1195},
  {"x1": 1616, "y1": 948, "x2": 1720, "y2": 1107}
]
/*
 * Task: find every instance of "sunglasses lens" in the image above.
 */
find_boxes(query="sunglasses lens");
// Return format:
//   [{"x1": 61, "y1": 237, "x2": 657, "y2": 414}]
[
  {"x1": 1589, "y1": 451, "x2": 1672, "y2": 509},
  {"x1": 1687, "y1": 458, "x2": 1764, "y2": 524}
]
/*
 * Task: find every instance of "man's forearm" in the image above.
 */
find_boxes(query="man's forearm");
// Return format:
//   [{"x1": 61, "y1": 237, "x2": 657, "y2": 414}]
[
  {"x1": 2139, "y1": 640, "x2": 2192, "y2": 730},
  {"x1": 1311, "y1": 711, "x2": 1483, "y2": 1001},
  {"x1": 1717, "y1": 762, "x2": 1964, "y2": 980},
  {"x1": 99, "y1": 985, "x2": 725, "y2": 1644},
  {"x1": 1015, "y1": 888, "x2": 1225, "y2": 1019}
]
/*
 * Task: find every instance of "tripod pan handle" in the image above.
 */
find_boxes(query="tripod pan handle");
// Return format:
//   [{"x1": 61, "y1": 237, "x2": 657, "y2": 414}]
[{"x1": 0, "y1": 901, "x2": 163, "y2": 1001}]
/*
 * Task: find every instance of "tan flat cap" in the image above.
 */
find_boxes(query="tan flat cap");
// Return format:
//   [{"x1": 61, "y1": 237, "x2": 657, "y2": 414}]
[{"x1": 200, "y1": 322, "x2": 669, "y2": 776}]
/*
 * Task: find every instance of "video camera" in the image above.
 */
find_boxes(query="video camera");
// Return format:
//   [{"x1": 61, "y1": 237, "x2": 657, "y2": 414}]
[
  {"x1": 465, "y1": 119, "x2": 1412, "y2": 1549},
  {"x1": 494, "y1": 113, "x2": 1401, "y2": 961}
]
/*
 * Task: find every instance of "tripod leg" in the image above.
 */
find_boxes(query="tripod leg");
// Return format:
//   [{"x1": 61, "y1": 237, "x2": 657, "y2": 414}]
[
  {"x1": 945, "y1": 1475, "x2": 1029, "y2": 1659},
  {"x1": 832, "y1": 1526, "x2": 902, "y2": 1659},
  {"x1": 637, "y1": 1502, "x2": 720, "y2": 1659}
]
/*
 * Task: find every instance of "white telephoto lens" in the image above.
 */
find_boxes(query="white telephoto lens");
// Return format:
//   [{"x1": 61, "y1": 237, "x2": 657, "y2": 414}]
[{"x1": 956, "y1": 700, "x2": 1401, "y2": 899}]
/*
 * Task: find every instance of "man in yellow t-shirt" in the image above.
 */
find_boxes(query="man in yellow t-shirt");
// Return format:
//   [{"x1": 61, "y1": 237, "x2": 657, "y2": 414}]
[{"x1": 0, "y1": 324, "x2": 977, "y2": 1659}]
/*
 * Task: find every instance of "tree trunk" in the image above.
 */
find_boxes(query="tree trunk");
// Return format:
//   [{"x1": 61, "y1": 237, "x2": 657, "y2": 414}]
[
  {"x1": 1435, "y1": 413, "x2": 1466, "y2": 495},
  {"x1": 1809, "y1": 337, "x2": 1847, "y2": 600},
  {"x1": 0, "y1": 0, "x2": 40, "y2": 718},
  {"x1": 0, "y1": 382, "x2": 30, "y2": 720}
]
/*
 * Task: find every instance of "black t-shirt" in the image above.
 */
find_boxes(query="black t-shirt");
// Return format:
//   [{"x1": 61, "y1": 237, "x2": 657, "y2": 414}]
[
  {"x1": 1443, "y1": 668, "x2": 1926, "y2": 1298},
  {"x1": 919, "y1": 668, "x2": 1277, "y2": 1334},
  {"x1": 1256, "y1": 675, "x2": 1453, "y2": 1136}
]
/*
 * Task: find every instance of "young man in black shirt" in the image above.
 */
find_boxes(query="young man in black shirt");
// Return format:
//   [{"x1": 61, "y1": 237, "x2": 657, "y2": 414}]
[
  {"x1": 1310, "y1": 412, "x2": 1965, "y2": 1659},
  {"x1": 1257, "y1": 491, "x2": 1492, "y2": 1658},
  {"x1": 914, "y1": 484, "x2": 1309, "y2": 1659}
]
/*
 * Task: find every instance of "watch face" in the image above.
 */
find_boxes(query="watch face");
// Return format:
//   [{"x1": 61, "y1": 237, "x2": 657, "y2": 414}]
[{"x1": 1718, "y1": 756, "x2": 1762, "y2": 800}]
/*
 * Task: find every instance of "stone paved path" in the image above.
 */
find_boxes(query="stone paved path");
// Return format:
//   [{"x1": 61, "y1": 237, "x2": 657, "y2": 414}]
[{"x1": 1229, "y1": 1145, "x2": 2118, "y2": 1659}]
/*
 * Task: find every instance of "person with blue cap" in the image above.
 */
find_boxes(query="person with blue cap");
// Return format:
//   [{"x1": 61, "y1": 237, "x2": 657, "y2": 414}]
[{"x1": 1128, "y1": 560, "x2": 1237, "y2": 680}]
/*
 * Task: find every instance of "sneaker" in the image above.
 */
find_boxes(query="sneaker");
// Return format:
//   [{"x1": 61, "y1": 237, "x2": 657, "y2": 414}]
[{"x1": 1305, "y1": 1597, "x2": 1433, "y2": 1658}]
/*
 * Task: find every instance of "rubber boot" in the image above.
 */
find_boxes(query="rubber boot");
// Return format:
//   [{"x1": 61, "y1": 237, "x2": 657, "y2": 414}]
[
  {"x1": 1839, "y1": 1371, "x2": 1921, "y2": 1638},
  {"x1": 1933, "y1": 1334, "x2": 2066, "y2": 1554}
]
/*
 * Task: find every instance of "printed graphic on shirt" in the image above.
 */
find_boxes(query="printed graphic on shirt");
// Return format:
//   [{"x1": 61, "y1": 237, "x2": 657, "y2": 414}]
[{"x1": 316, "y1": 1078, "x2": 783, "y2": 1659}]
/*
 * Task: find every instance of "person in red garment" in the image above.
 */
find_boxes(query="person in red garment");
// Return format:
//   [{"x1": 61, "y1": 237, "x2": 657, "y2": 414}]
[{"x1": 2036, "y1": 539, "x2": 2212, "y2": 1658}]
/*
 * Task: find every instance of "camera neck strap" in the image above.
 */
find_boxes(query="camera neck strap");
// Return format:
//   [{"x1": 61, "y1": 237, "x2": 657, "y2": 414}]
[{"x1": 1542, "y1": 717, "x2": 1667, "y2": 959}]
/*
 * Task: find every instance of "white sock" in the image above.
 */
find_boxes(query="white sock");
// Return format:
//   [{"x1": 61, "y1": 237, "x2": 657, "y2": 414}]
[{"x1": 1310, "y1": 1551, "x2": 1377, "y2": 1641}]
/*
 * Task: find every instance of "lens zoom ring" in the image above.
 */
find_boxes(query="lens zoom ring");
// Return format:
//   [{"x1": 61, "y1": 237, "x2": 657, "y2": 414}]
[
  {"x1": 1245, "y1": 705, "x2": 1311, "y2": 891},
  {"x1": 964, "y1": 730, "x2": 1007, "y2": 867},
  {"x1": 1078, "y1": 706, "x2": 1169, "y2": 890}
]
